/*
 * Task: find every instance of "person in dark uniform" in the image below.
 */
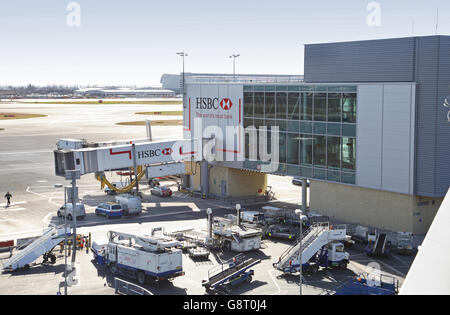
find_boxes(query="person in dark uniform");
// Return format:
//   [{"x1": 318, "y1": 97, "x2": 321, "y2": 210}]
[{"x1": 4, "y1": 191, "x2": 12, "y2": 207}]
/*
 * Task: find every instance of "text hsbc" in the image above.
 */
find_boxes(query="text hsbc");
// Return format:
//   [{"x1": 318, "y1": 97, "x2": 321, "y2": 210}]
[
  {"x1": 137, "y1": 149, "x2": 161, "y2": 159},
  {"x1": 196, "y1": 97, "x2": 219, "y2": 109}
]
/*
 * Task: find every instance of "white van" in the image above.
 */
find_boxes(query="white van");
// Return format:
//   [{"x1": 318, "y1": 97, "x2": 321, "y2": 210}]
[
  {"x1": 115, "y1": 194, "x2": 142, "y2": 215},
  {"x1": 57, "y1": 203, "x2": 86, "y2": 221}
]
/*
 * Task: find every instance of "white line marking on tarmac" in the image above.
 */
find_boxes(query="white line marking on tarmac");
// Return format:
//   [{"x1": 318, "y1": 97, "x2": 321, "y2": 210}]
[
  {"x1": 0, "y1": 201, "x2": 27, "y2": 207},
  {"x1": 390, "y1": 253, "x2": 410, "y2": 266},
  {"x1": 268, "y1": 270, "x2": 282, "y2": 295},
  {"x1": 42, "y1": 212, "x2": 54, "y2": 225},
  {"x1": 0, "y1": 207, "x2": 26, "y2": 212}
]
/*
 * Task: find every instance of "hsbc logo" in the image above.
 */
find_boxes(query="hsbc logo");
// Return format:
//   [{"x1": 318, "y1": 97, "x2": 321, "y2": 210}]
[
  {"x1": 196, "y1": 97, "x2": 233, "y2": 110},
  {"x1": 137, "y1": 148, "x2": 172, "y2": 159},
  {"x1": 161, "y1": 148, "x2": 173, "y2": 155},
  {"x1": 220, "y1": 98, "x2": 232, "y2": 110}
]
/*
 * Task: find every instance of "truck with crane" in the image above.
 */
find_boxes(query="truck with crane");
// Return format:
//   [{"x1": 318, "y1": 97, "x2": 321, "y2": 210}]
[
  {"x1": 273, "y1": 222, "x2": 349, "y2": 274},
  {"x1": 91, "y1": 230, "x2": 184, "y2": 285}
]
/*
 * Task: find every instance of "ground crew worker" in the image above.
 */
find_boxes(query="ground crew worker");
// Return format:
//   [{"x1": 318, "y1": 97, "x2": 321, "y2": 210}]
[{"x1": 4, "y1": 192, "x2": 12, "y2": 207}]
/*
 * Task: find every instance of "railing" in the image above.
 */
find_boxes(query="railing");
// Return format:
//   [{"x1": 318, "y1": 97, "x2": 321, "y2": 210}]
[
  {"x1": 114, "y1": 278, "x2": 153, "y2": 295},
  {"x1": 186, "y1": 75, "x2": 304, "y2": 84},
  {"x1": 208, "y1": 253, "x2": 245, "y2": 280},
  {"x1": 276, "y1": 223, "x2": 330, "y2": 268}
]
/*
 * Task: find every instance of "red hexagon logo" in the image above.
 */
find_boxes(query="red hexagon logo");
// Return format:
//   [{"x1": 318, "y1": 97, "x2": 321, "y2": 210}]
[
  {"x1": 220, "y1": 98, "x2": 233, "y2": 110},
  {"x1": 162, "y1": 148, "x2": 173, "y2": 155}
]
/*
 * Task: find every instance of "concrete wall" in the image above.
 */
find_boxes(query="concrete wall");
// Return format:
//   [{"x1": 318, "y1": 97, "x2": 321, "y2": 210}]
[
  {"x1": 310, "y1": 180, "x2": 442, "y2": 234},
  {"x1": 185, "y1": 163, "x2": 267, "y2": 198}
]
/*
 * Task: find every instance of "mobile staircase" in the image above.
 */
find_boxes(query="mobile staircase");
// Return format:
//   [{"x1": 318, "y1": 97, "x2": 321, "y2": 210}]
[
  {"x1": 202, "y1": 254, "x2": 261, "y2": 294},
  {"x1": 273, "y1": 222, "x2": 347, "y2": 274},
  {"x1": 2, "y1": 225, "x2": 70, "y2": 271}
]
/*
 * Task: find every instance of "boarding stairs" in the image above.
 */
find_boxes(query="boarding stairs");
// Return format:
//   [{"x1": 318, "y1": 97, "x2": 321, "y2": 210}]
[
  {"x1": 273, "y1": 222, "x2": 346, "y2": 273},
  {"x1": 2, "y1": 225, "x2": 70, "y2": 271}
]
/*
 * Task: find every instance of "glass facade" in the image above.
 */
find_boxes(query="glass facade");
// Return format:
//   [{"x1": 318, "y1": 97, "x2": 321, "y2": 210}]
[{"x1": 243, "y1": 85, "x2": 357, "y2": 184}]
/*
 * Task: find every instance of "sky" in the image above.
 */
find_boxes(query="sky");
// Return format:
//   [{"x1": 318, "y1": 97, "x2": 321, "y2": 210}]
[{"x1": 0, "y1": 0, "x2": 449, "y2": 86}]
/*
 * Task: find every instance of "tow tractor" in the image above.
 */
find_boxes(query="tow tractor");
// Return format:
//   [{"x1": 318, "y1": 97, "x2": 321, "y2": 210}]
[
  {"x1": 273, "y1": 223, "x2": 349, "y2": 274},
  {"x1": 91, "y1": 230, "x2": 184, "y2": 285},
  {"x1": 202, "y1": 254, "x2": 261, "y2": 294}
]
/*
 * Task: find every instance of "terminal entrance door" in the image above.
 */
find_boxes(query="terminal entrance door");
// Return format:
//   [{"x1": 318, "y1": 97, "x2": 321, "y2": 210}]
[{"x1": 221, "y1": 180, "x2": 227, "y2": 198}]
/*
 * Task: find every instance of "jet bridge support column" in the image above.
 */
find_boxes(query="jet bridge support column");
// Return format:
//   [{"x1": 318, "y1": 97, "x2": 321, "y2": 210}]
[
  {"x1": 302, "y1": 178, "x2": 307, "y2": 213},
  {"x1": 201, "y1": 160, "x2": 209, "y2": 198}
]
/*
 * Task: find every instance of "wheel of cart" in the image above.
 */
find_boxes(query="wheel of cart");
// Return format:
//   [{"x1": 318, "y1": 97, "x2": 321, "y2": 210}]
[
  {"x1": 137, "y1": 271, "x2": 146, "y2": 285},
  {"x1": 109, "y1": 262, "x2": 118, "y2": 276}
]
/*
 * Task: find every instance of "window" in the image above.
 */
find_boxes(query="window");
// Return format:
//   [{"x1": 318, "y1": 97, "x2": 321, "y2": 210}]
[
  {"x1": 254, "y1": 92, "x2": 264, "y2": 118},
  {"x1": 243, "y1": 92, "x2": 253, "y2": 116},
  {"x1": 300, "y1": 93, "x2": 313, "y2": 121},
  {"x1": 313, "y1": 135, "x2": 326, "y2": 166},
  {"x1": 313, "y1": 93, "x2": 327, "y2": 121},
  {"x1": 342, "y1": 93, "x2": 356, "y2": 123},
  {"x1": 288, "y1": 93, "x2": 300, "y2": 120},
  {"x1": 327, "y1": 93, "x2": 341, "y2": 122},
  {"x1": 287, "y1": 133, "x2": 300, "y2": 165},
  {"x1": 313, "y1": 122, "x2": 326, "y2": 135},
  {"x1": 265, "y1": 92, "x2": 276, "y2": 119},
  {"x1": 342, "y1": 137, "x2": 356, "y2": 171},
  {"x1": 276, "y1": 92, "x2": 287, "y2": 119},
  {"x1": 279, "y1": 132, "x2": 286, "y2": 164},
  {"x1": 327, "y1": 136, "x2": 341, "y2": 169},
  {"x1": 244, "y1": 118, "x2": 253, "y2": 129},
  {"x1": 300, "y1": 134, "x2": 313, "y2": 165}
]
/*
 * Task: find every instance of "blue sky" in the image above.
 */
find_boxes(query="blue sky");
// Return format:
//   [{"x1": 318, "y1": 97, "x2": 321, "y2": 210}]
[{"x1": 0, "y1": 0, "x2": 448, "y2": 86}]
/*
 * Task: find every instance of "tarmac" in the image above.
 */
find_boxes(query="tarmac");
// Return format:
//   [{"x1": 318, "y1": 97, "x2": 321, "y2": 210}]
[{"x1": 0, "y1": 100, "x2": 415, "y2": 295}]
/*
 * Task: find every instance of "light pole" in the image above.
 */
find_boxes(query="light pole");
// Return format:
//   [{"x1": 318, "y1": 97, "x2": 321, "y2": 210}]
[
  {"x1": 229, "y1": 54, "x2": 240, "y2": 80},
  {"x1": 295, "y1": 209, "x2": 308, "y2": 295},
  {"x1": 176, "y1": 51, "x2": 188, "y2": 97}
]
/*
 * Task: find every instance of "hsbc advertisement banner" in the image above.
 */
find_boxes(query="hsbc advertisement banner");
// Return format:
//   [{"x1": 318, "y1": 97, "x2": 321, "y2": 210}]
[
  {"x1": 184, "y1": 83, "x2": 244, "y2": 162},
  {"x1": 87, "y1": 139, "x2": 196, "y2": 173}
]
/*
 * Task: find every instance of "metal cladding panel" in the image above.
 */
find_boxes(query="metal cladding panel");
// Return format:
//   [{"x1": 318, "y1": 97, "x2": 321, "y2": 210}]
[
  {"x1": 356, "y1": 84, "x2": 415, "y2": 194},
  {"x1": 304, "y1": 38, "x2": 415, "y2": 83},
  {"x1": 356, "y1": 85, "x2": 383, "y2": 190},
  {"x1": 381, "y1": 84, "x2": 415, "y2": 194},
  {"x1": 436, "y1": 37, "x2": 450, "y2": 196},
  {"x1": 414, "y1": 37, "x2": 438, "y2": 196}
]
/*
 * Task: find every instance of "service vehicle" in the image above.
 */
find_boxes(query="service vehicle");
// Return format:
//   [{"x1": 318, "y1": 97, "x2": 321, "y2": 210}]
[
  {"x1": 240, "y1": 211, "x2": 265, "y2": 225},
  {"x1": 202, "y1": 254, "x2": 261, "y2": 294},
  {"x1": 150, "y1": 185, "x2": 172, "y2": 197},
  {"x1": 273, "y1": 222, "x2": 349, "y2": 274},
  {"x1": 395, "y1": 232, "x2": 414, "y2": 255},
  {"x1": 95, "y1": 202, "x2": 123, "y2": 219},
  {"x1": 351, "y1": 225, "x2": 377, "y2": 244},
  {"x1": 366, "y1": 232, "x2": 391, "y2": 257},
  {"x1": 114, "y1": 194, "x2": 142, "y2": 216},
  {"x1": 212, "y1": 217, "x2": 262, "y2": 252},
  {"x1": 265, "y1": 224, "x2": 296, "y2": 240},
  {"x1": 91, "y1": 230, "x2": 184, "y2": 285},
  {"x1": 57, "y1": 203, "x2": 86, "y2": 221}
]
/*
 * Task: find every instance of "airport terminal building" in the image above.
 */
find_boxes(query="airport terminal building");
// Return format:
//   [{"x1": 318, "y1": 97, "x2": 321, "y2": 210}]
[{"x1": 183, "y1": 36, "x2": 450, "y2": 234}]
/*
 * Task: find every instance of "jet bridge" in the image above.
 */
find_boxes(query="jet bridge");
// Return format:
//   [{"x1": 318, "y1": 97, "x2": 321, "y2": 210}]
[{"x1": 54, "y1": 139, "x2": 199, "y2": 176}]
